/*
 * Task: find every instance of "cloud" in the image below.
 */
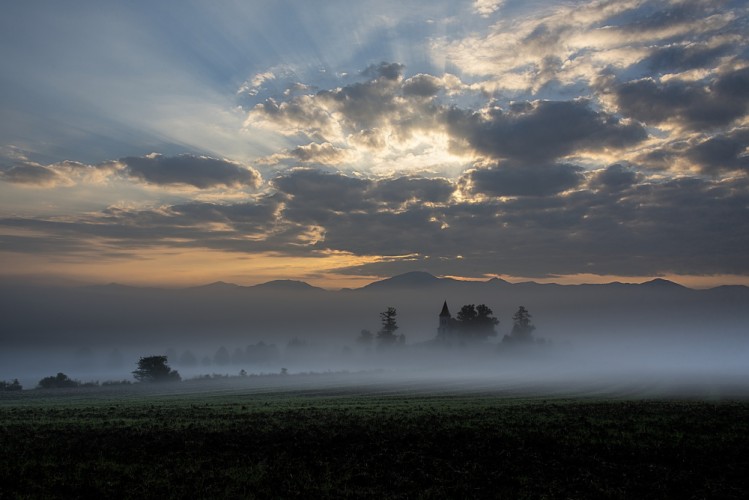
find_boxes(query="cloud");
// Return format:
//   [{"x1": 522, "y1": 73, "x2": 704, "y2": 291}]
[
  {"x1": 247, "y1": 95, "x2": 339, "y2": 140},
  {"x1": 370, "y1": 177, "x2": 455, "y2": 205},
  {"x1": 473, "y1": 0, "x2": 504, "y2": 17},
  {"x1": 590, "y1": 163, "x2": 640, "y2": 191},
  {"x1": 434, "y1": 0, "x2": 745, "y2": 98},
  {"x1": 464, "y1": 163, "x2": 584, "y2": 197},
  {"x1": 245, "y1": 63, "x2": 466, "y2": 173},
  {"x1": 641, "y1": 42, "x2": 733, "y2": 75},
  {"x1": 327, "y1": 174, "x2": 749, "y2": 278},
  {"x1": 0, "y1": 163, "x2": 67, "y2": 187},
  {"x1": 289, "y1": 142, "x2": 349, "y2": 164},
  {"x1": 316, "y1": 77, "x2": 404, "y2": 132},
  {"x1": 2, "y1": 167, "x2": 749, "y2": 279},
  {"x1": 445, "y1": 100, "x2": 647, "y2": 164},
  {"x1": 0, "y1": 154, "x2": 260, "y2": 192},
  {"x1": 119, "y1": 154, "x2": 261, "y2": 189},
  {"x1": 613, "y1": 67, "x2": 749, "y2": 131},
  {"x1": 402, "y1": 74, "x2": 443, "y2": 98},
  {"x1": 361, "y1": 62, "x2": 405, "y2": 81},
  {"x1": 272, "y1": 168, "x2": 373, "y2": 220},
  {"x1": 686, "y1": 129, "x2": 749, "y2": 174}
]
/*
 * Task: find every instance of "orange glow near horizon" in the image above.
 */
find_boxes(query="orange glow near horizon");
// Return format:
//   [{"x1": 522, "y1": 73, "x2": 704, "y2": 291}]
[{"x1": 0, "y1": 249, "x2": 383, "y2": 289}]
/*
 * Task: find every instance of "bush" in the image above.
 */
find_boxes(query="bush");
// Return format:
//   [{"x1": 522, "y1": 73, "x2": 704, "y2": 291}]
[
  {"x1": 101, "y1": 380, "x2": 133, "y2": 386},
  {"x1": 37, "y1": 373, "x2": 80, "y2": 389}
]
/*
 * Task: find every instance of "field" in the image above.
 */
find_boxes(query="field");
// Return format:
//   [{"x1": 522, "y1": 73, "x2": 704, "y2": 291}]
[{"x1": 1, "y1": 374, "x2": 749, "y2": 499}]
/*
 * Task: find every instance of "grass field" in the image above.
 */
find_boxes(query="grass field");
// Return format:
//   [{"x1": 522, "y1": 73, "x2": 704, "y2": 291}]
[{"x1": 1, "y1": 374, "x2": 748, "y2": 499}]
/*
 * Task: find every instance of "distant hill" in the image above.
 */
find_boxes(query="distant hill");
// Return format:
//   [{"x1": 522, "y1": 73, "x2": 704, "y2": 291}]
[
  {"x1": 186, "y1": 281, "x2": 244, "y2": 291},
  {"x1": 638, "y1": 278, "x2": 687, "y2": 289},
  {"x1": 360, "y1": 271, "x2": 446, "y2": 290},
  {"x1": 251, "y1": 280, "x2": 325, "y2": 292}
]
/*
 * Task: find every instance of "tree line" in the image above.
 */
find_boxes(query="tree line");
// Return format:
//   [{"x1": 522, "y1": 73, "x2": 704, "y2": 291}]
[{"x1": 357, "y1": 304, "x2": 539, "y2": 348}]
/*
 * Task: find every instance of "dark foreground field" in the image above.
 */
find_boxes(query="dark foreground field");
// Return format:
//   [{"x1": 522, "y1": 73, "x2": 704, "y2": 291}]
[{"x1": 1, "y1": 375, "x2": 748, "y2": 499}]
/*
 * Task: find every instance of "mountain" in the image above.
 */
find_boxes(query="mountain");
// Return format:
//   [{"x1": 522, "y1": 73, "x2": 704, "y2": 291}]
[
  {"x1": 251, "y1": 280, "x2": 325, "y2": 292},
  {"x1": 360, "y1": 271, "x2": 451, "y2": 290},
  {"x1": 638, "y1": 278, "x2": 687, "y2": 289},
  {"x1": 187, "y1": 281, "x2": 244, "y2": 291}
]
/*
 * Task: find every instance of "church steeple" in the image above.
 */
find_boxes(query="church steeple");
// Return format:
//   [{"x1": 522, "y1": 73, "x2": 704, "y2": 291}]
[
  {"x1": 439, "y1": 300, "x2": 451, "y2": 318},
  {"x1": 438, "y1": 301, "x2": 452, "y2": 340}
]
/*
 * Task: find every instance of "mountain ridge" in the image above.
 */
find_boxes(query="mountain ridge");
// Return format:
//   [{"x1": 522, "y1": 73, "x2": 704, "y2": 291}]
[{"x1": 70, "y1": 272, "x2": 747, "y2": 292}]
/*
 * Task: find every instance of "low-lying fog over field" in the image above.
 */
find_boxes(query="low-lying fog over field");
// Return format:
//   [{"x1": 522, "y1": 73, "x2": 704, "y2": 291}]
[{"x1": 2, "y1": 272, "x2": 747, "y2": 395}]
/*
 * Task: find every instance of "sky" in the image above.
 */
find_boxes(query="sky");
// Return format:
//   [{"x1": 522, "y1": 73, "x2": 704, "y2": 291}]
[{"x1": 1, "y1": 0, "x2": 748, "y2": 289}]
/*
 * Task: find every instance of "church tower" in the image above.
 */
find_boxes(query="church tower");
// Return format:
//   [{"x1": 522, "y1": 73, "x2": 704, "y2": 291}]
[{"x1": 437, "y1": 300, "x2": 451, "y2": 339}]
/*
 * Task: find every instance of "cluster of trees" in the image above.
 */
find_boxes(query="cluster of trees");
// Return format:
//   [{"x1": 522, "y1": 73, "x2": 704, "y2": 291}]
[
  {"x1": 455, "y1": 304, "x2": 500, "y2": 341},
  {"x1": 0, "y1": 379, "x2": 22, "y2": 391},
  {"x1": 454, "y1": 304, "x2": 538, "y2": 344},
  {"x1": 357, "y1": 303, "x2": 539, "y2": 347},
  {"x1": 37, "y1": 372, "x2": 91, "y2": 389},
  {"x1": 33, "y1": 357, "x2": 181, "y2": 389}
]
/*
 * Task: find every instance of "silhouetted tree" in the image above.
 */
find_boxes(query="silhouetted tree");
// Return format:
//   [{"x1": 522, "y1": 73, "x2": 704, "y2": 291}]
[
  {"x1": 377, "y1": 307, "x2": 399, "y2": 346},
  {"x1": 38, "y1": 372, "x2": 80, "y2": 389},
  {"x1": 456, "y1": 304, "x2": 475, "y2": 322},
  {"x1": 456, "y1": 304, "x2": 499, "y2": 340},
  {"x1": 504, "y1": 306, "x2": 535, "y2": 343},
  {"x1": 132, "y1": 356, "x2": 181, "y2": 383}
]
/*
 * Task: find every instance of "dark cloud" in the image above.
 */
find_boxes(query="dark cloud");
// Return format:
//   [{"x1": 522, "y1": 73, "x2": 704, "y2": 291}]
[
  {"x1": 445, "y1": 100, "x2": 647, "y2": 164},
  {"x1": 370, "y1": 177, "x2": 454, "y2": 204},
  {"x1": 119, "y1": 154, "x2": 261, "y2": 189},
  {"x1": 687, "y1": 129, "x2": 749, "y2": 174},
  {"x1": 402, "y1": 74, "x2": 442, "y2": 97},
  {"x1": 251, "y1": 96, "x2": 335, "y2": 139},
  {"x1": 592, "y1": 164, "x2": 640, "y2": 191},
  {"x1": 272, "y1": 168, "x2": 373, "y2": 220},
  {"x1": 0, "y1": 195, "x2": 300, "y2": 257},
  {"x1": 465, "y1": 163, "x2": 584, "y2": 197},
  {"x1": 614, "y1": 67, "x2": 749, "y2": 130},
  {"x1": 324, "y1": 175, "x2": 749, "y2": 278},
  {"x1": 317, "y1": 79, "x2": 401, "y2": 131},
  {"x1": 361, "y1": 62, "x2": 405, "y2": 81},
  {"x1": 0, "y1": 163, "x2": 62, "y2": 186},
  {"x1": 713, "y1": 66, "x2": 749, "y2": 100},
  {"x1": 642, "y1": 43, "x2": 732, "y2": 74}
]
